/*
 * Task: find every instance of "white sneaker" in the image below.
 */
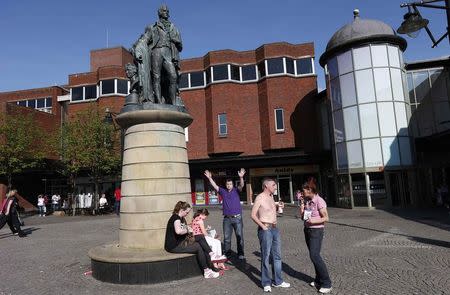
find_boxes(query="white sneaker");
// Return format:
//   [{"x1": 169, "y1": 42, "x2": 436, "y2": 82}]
[
  {"x1": 319, "y1": 287, "x2": 332, "y2": 293},
  {"x1": 272, "y1": 282, "x2": 290, "y2": 288},
  {"x1": 263, "y1": 286, "x2": 272, "y2": 292},
  {"x1": 310, "y1": 281, "x2": 316, "y2": 287},
  {"x1": 203, "y1": 268, "x2": 220, "y2": 279}
]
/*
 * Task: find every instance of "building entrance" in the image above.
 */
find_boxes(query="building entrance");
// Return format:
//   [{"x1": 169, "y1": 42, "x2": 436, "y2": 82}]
[{"x1": 276, "y1": 177, "x2": 292, "y2": 203}]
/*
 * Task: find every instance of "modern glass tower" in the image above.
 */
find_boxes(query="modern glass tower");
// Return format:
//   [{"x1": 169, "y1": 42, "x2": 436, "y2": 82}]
[{"x1": 320, "y1": 10, "x2": 416, "y2": 208}]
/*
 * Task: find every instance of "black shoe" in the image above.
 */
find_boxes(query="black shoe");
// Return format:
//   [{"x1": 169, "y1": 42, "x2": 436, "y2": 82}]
[{"x1": 18, "y1": 232, "x2": 27, "y2": 237}]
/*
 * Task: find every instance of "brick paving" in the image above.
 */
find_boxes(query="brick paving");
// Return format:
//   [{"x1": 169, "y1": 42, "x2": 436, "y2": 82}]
[{"x1": 0, "y1": 206, "x2": 449, "y2": 295}]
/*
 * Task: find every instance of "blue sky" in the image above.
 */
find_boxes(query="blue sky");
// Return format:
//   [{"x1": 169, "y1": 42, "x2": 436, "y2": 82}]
[{"x1": 0, "y1": 0, "x2": 448, "y2": 92}]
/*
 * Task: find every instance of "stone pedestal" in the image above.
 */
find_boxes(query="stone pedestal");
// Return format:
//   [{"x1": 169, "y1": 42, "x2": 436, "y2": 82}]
[{"x1": 89, "y1": 107, "x2": 198, "y2": 284}]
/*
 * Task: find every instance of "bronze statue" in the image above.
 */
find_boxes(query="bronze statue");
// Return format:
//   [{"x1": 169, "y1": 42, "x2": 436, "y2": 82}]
[
  {"x1": 125, "y1": 4, "x2": 183, "y2": 110},
  {"x1": 146, "y1": 4, "x2": 183, "y2": 105}
]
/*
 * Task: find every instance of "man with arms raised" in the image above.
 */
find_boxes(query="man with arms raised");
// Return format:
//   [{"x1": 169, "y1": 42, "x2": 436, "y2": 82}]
[
  {"x1": 251, "y1": 178, "x2": 290, "y2": 292},
  {"x1": 204, "y1": 168, "x2": 246, "y2": 259}
]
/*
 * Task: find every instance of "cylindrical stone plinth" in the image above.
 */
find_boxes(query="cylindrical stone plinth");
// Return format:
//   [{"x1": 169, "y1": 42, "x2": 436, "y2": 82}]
[
  {"x1": 120, "y1": 122, "x2": 191, "y2": 249},
  {"x1": 89, "y1": 108, "x2": 196, "y2": 284}
]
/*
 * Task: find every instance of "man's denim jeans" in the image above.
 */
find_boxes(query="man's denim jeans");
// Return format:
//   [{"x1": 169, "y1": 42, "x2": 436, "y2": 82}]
[
  {"x1": 304, "y1": 227, "x2": 332, "y2": 288},
  {"x1": 223, "y1": 215, "x2": 244, "y2": 256},
  {"x1": 258, "y1": 227, "x2": 283, "y2": 287}
]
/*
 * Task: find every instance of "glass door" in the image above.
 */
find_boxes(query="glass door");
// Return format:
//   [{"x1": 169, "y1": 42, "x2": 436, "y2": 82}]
[{"x1": 277, "y1": 177, "x2": 293, "y2": 203}]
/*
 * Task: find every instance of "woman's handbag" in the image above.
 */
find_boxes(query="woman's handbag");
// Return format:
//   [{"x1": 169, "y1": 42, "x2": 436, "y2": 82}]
[{"x1": 181, "y1": 233, "x2": 195, "y2": 247}]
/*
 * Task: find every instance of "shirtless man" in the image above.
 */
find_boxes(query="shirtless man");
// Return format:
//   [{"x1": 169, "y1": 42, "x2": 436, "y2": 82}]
[{"x1": 251, "y1": 178, "x2": 290, "y2": 292}]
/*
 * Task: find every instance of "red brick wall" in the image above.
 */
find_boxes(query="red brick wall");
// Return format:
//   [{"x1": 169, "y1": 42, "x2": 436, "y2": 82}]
[
  {"x1": 180, "y1": 42, "x2": 319, "y2": 159},
  {"x1": 90, "y1": 47, "x2": 133, "y2": 72}
]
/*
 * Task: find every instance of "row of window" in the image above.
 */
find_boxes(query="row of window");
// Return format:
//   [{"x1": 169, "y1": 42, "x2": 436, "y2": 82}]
[
  {"x1": 71, "y1": 79, "x2": 129, "y2": 102},
  {"x1": 217, "y1": 108, "x2": 285, "y2": 136},
  {"x1": 179, "y1": 57, "x2": 314, "y2": 89},
  {"x1": 326, "y1": 44, "x2": 403, "y2": 79},
  {"x1": 406, "y1": 68, "x2": 448, "y2": 105},
  {"x1": 15, "y1": 97, "x2": 53, "y2": 113}
]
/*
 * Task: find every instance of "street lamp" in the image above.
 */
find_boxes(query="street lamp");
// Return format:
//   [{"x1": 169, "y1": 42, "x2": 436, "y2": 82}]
[{"x1": 397, "y1": 0, "x2": 450, "y2": 47}]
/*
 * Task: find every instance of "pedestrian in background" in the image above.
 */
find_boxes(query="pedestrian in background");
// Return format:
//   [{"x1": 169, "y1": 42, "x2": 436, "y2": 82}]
[
  {"x1": 3, "y1": 190, "x2": 27, "y2": 237},
  {"x1": 299, "y1": 177, "x2": 332, "y2": 294},
  {"x1": 37, "y1": 194, "x2": 45, "y2": 217},
  {"x1": 114, "y1": 186, "x2": 121, "y2": 216}
]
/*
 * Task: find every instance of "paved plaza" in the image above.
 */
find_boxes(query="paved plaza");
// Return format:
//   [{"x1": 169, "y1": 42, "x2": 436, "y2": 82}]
[{"x1": 0, "y1": 206, "x2": 449, "y2": 295}]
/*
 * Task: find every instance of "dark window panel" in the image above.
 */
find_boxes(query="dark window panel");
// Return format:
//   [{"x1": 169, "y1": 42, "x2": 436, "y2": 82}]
[
  {"x1": 327, "y1": 57, "x2": 338, "y2": 79},
  {"x1": 45, "y1": 97, "x2": 52, "y2": 107},
  {"x1": 258, "y1": 61, "x2": 266, "y2": 78},
  {"x1": 18, "y1": 100, "x2": 27, "y2": 107},
  {"x1": 242, "y1": 65, "x2": 257, "y2": 81},
  {"x1": 27, "y1": 99, "x2": 36, "y2": 108},
  {"x1": 101, "y1": 79, "x2": 115, "y2": 95},
  {"x1": 406, "y1": 73, "x2": 415, "y2": 104},
  {"x1": 213, "y1": 64, "x2": 228, "y2": 81},
  {"x1": 36, "y1": 98, "x2": 45, "y2": 108},
  {"x1": 230, "y1": 65, "x2": 240, "y2": 81},
  {"x1": 413, "y1": 71, "x2": 429, "y2": 103},
  {"x1": 85, "y1": 85, "x2": 97, "y2": 99},
  {"x1": 190, "y1": 71, "x2": 205, "y2": 87},
  {"x1": 297, "y1": 58, "x2": 313, "y2": 75},
  {"x1": 179, "y1": 73, "x2": 189, "y2": 88},
  {"x1": 267, "y1": 58, "x2": 284, "y2": 75},
  {"x1": 72, "y1": 87, "x2": 83, "y2": 101},
  {"x1": 275, "y1": 109, "x2": 284, "y2": 131},
  {"x1": 117, "y1": 80, "x2": 128, "y2": 94},
  {"x1": 286, "y1": 58, "x2": 295, "y2": 74}
]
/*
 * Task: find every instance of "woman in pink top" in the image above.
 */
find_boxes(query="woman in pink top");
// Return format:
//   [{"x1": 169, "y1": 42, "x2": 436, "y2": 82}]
[
  {"x1": 192, "y1": 209, "x2": 227, "y2": 265},
  {"x1": 299, "y1": 177, "x2": 332, "y2": 294}
]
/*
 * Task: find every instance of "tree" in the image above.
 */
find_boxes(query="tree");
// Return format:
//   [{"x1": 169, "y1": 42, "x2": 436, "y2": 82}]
[
  {"x1": 0, "y1": 112, "x2": 47, "y2": 189},
  {"x1": 58, "y1": 105, "x2": 121, "y2": 215}
]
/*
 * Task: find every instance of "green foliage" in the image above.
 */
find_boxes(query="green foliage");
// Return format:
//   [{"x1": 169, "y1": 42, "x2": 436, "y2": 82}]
[
  {"x1": 58, "y1": 105, "x2": 121, "y2": 193},
  {"x1": 0, "y1": 113, "x2": 46, "y2": 188}
]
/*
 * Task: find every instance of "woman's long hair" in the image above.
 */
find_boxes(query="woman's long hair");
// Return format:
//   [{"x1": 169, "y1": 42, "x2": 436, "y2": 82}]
[
  {"x1": 302, "y1": 177, "x2": 318, "y2": 194},
  {"x1": 193, "y1": 208, "x2": 209, "y2": 219},
  {"x1": 172, "y1": 201, "x2": 191, "y2": 214}
]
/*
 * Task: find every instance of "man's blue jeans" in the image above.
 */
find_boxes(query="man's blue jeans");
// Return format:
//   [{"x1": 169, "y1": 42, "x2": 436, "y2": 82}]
[
  {"x1": 258, "y1": 226, "x2": 283, "y2": 287},
  {"x1": 223, "y1": 215, "x2": 244, "y2": 257},
  {"x1": 304, "y1": 227, "x2": 332, "y2": 288}
]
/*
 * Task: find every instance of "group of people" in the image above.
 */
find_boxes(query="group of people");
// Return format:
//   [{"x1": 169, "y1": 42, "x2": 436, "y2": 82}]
[
  {"x1": 164, "y1": 168, "x2": 332, "y2": 293},
  {"x1": 0, "y1": 190, "x2": 27, "y2": 237}
]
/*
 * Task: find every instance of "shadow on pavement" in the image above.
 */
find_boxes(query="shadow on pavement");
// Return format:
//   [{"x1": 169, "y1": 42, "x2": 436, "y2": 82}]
[
  {"x1": 330, "y1": 221, "x2": 450, "y2": 249},
  {"x1": 227, "y1": 250, "x2": 261, "y2": 288},
  {"x1": 252, "y1": 251, "x2": 313, "y2": 285}
]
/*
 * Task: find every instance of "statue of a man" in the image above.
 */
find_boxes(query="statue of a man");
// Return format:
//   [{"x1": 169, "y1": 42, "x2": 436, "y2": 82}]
[{"x1": 146, "y1": 4, "x2": 183, "y2": 104}]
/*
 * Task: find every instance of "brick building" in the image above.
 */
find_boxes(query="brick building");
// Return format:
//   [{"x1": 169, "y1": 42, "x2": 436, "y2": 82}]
[{"x1": 0, "y1": 42, "x2": 331, "y2": 206}]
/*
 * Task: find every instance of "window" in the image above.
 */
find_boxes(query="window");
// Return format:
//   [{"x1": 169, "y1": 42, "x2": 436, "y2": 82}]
[
  {"x1": 212, "y1": 64, "x2": 228, "y2": 81},
  {"x1": 337, "y1": 52, "x2": 353, "y2": 74},
  {"x1": 267, "y1": 58, "x2": 284, "y2": 75},
  {"x1": 36, "y1": 98, "x2": 45, "y2": 108},
  {"x1": 190, "y1": 71, "x2": 205, "y2": 87},
  {"x1": 258, "y1": 61, "x2": 266, "y2": 78},
  {"x1": 296, "y1": 57, "x2": 313, "y2": 75},
  {"x1": 85, "y1": 85, "x2": 97, "y2": 99},
  {"x1": 230, "y1": 65, "x2": 240, "y2": 81},
  {"x1": 179, "y1": 73, "x2": 189, "y2": 89},
  {"x1": 72, "y1": 87, "x2": 83, "y2": 101},
  {"x1": 275, "y1": 108, "x2": 285, "y2": 132},
  {"x1": 117, "y1": 79, "x2": 128, "y2": 94},
  {"x1": 184, "y1": 127, "x2": 189, "y2": 142},
  {"x1": 285, "y1": 58, "x2": 295, "y2": 74},
  {"x1": 353, "y1": 46, "x2": 372, "y2": 70},
  {"x1": 413, "y1": 71, "x2": 430, "y2": 103},
  {"x1": 218, "y1": 113, "x2": 227, "y2": 136},
  {"x1": 242, "y1": 65, "x2": 257, "y2": 81},
  {"x1": 17, "y1": 100, "x2": 27, "y2": 107},
  {"x1": 101, "y1": 79, "x2": 115, "y2": 95}
]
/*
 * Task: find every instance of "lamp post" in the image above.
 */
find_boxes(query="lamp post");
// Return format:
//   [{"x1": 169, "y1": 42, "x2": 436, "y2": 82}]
[{"x1": 397, "y1": 0, "x2": 450, "y2": 47}]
